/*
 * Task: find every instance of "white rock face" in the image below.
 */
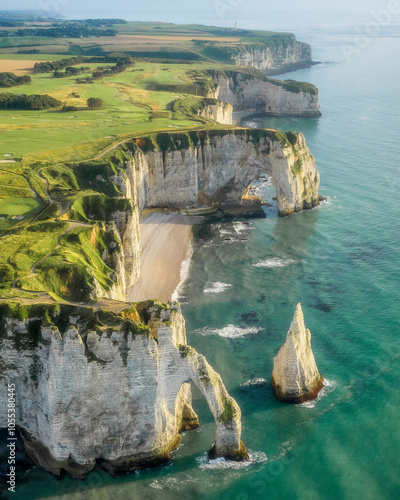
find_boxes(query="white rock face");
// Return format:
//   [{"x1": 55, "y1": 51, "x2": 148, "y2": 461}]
[
  {"x1": 128, "y1": 131, "x2": 320, "y2": 216},
  {"x1": 198, "y1": 101, "x2": 233, "y2": 124},
  {"x1": 272, "y1": 304, "x2": 323, "y2": 403},
  {"x1": 106, "y1": 208, "x2": 141, "y2": 300},
  {"x1": 0, "y1": 304, "x2": 246, "y2": 477},
  {"x1": 231, "y1": 41, "x2": 313, "y2": 73},
  {"x1": 210, "y1": 74, "x2": 320, "y2": 117}
]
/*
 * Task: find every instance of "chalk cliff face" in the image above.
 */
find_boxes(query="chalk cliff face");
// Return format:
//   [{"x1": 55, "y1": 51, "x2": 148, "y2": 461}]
[
  {"x1": 210, "y1": 73, "x2": 321, "y2": 117},
  {"x1": 0, "y1": 302, "x2": 247, "y2": 478},
  {"x1": 198, "y1": 101, "x2": 233, "y2": 125},
  {"x1": 105, "y1": 208, "x2": 141, "y2": 301},
  {"x1": 231, "y1": 40, "x2": 313, "y2": 73},
  {"x1": 127, "y1": 130, "x2": 320, "y2": 217},
  {"x1": 271, "y1": 304, "x2": 324, "y2": 403}
]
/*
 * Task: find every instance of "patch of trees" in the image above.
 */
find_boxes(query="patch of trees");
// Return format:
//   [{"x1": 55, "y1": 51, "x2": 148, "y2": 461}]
[
  {"x1": 16, "y1": 27, "x2": 118, "y2": 38},
  {"x1": 90, "y1": 60, "x2": 133, "y2": 79},
  {"x1": 53, "y1": 66, "x2": 89, "y2": 78},
  {"x1": 61, "y1": 105, "x2": 78, "y2": 112},
  {"x1": 17, "y1": 49, "x2": 40, "y2": 54},
  {"x1": 35, "y1": 53, "x2": 134, "y2": 75},
  {"x1": 87, "y1": 97, "x2": 104, "y2": 109},
  {"x1": 0, "y1": 72, "x2": 31, "y2": 88},
  {"x1": 0, "y1": 93, "x2": 61, "y2": 110},
  {"x1": 80, "y1": 19, "x2": 127, "y2": 27},
  {"x1": 34, "y1": 56, "x2": 85, "y2": 73}
]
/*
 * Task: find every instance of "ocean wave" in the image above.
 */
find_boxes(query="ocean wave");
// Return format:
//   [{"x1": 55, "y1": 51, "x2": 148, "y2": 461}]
[
  {"x1": 233, "y1": 222, "x2": 250, "y2": 234},
  {"x1": 312, "y1": 195, "x2": 338, "y2": 211},
  {"x1": 149, "y1": 474, "x2": 204, "y2": 491},
  {"x1": 196, "y1": 325, "x2": 262, "y2": 339},
  {"x1": 296, "y1": 379, "x2": 337, "y2": 408},
  {"x1": 203, "y1": 282, "x2": 232, "y2": 294},
  {"x1": 240, "y1": 378, "x2": 267, "y2": 387},
  {"x1": 171, "y1": 247, "x2": 193, "y2": 302},
  {"x1": 196, "y1": 450, "x2": 267, "y2": 470},
  {"x1": 253, "y1": 258, "x2": 295, "y2": 268}
]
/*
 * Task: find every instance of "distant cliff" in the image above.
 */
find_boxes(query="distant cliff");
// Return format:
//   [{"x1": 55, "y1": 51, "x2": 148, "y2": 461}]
[
  {"x1": 208, "y1": 69, "x2": 321, "y2": 117},
  {"x1": 0, "y1": 301, "x2": 247, "y2": 478},
  {"x1": 230, "y1": 39, "x2": 313, "y2": 74}
]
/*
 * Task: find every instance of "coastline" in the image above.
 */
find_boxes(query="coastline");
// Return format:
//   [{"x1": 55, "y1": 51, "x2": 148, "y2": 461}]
[{"x1": 127, "y1": 212, "x2": 203, "y2": 303}]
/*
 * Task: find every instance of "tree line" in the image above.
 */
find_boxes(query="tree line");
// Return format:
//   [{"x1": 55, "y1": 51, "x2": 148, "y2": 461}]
[
  {"x1": 15, "y1": 26, "x2": 117, "y2": 38},
  {"x1": 0, "y1": 72, "x2": 31, "y2": 88},
  {"x1": 33, "y1": 54, "x2": 132, "y2": 74},
  {"x1": 0, "y1": 93, "x2": 62, "y2": 110}
]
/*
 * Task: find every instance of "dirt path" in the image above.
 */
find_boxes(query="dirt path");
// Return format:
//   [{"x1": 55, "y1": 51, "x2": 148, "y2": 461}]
[{"x1": 127, "y1": 212, "x2": 203, "y2": 303}]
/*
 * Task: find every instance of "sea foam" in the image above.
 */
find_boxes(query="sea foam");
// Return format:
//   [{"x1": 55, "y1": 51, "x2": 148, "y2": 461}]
[
  {"x1": 203, "y1": 282, "x2": 232, "y2": 293},
  {"x1": 196, "y1": 325, "x2": 262, "y2": 339},
  {"x1": 196, "y1": 450, "x2": 267, "y2": 470},
  {"x1": 296, "y1": 379, "x2": 337, "y2": 408},
  {"x1": 253, "y1": 258, "x2": 295, "y2": 268}
]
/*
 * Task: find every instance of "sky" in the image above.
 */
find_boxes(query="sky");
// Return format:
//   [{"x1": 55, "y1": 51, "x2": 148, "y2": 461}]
[{"x1": 3, "y1": 0, "x2": 399, "y2": 28}]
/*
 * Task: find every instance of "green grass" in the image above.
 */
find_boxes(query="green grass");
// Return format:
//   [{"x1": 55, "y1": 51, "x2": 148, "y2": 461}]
[
  {"x1": 0, "y1": 54, "x2": 69, "y2": 61},
  {"x1": 0, "y1": 220, "x2": 67, "y2": 286},
  {"x1": 0, "y1": 197, "x2": 44, "y2": 230}
]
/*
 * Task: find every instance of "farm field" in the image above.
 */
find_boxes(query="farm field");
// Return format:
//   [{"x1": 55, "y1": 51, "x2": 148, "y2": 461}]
[
  {"x1": 0, "y1": 59, "x2": 230, "y2": 160},
  {"x1": 0, "y1": 53, "x2": 67, "y2": 73}
]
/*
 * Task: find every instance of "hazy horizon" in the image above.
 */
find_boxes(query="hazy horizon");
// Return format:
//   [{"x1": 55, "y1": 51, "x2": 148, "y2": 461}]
[{"x1": 2, "y1": 1, "x2": 400, "y2": 29}]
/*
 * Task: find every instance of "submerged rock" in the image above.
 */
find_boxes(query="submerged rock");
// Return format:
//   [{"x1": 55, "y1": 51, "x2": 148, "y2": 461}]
[{"x1": 271, "y1": 303, "x2": 323, "y2": 403}]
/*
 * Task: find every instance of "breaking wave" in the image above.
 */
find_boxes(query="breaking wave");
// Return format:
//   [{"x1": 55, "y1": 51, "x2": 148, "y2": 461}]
[
  {"x1": 296, "y1": 379, "x2": 337, "y2": 408},
  {"x1": 253, "y1": 258, "x2": 295, "y2": 268},
  {"x1": 196, "y1": 325, "x2": 262, "y2": 339},
  {"x1": 203, "y1": 282, "x2": 233, "y2": 293},
  {"x1": 196, "y1": 450, "x2": 268, "y2": 470}
]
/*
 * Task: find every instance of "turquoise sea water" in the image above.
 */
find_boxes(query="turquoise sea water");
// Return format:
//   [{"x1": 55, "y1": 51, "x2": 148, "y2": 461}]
[{"x1": 4, "y1": 19, "x2": 400, "y2": 500}]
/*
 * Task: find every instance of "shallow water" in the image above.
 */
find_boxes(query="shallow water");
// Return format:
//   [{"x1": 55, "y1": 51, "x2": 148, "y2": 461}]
[{"x1": 3, "y1": 16, "x2": 400, "y2": 500}]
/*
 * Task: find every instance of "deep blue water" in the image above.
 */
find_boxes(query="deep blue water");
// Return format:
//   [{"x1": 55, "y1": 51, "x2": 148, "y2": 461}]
[{"x1": 5, "y1": 18, "x2": 400, "y2": 500}]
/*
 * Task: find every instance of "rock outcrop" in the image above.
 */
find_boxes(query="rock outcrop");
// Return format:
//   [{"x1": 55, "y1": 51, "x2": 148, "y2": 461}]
[
  {"x1": 0, "y1": 302, "x2": 247, "y2": 478},
  {"x1": 209, "y1": 71, "x2": 321, "y2": 117},
  {"x1": 271, "y1": 304, "x2": 324, "y2": 403},
  {"x1": 198, "y1": 100, "x2": 233, "y2": 125},
  {"x1": 230, "y1": 39, "x2": 313, "y2": 74}
]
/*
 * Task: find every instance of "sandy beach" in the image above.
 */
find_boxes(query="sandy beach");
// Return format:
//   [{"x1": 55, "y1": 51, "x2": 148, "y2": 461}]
[{"x1": 127, "y1": 212, "x2": 203, "y2": 303}]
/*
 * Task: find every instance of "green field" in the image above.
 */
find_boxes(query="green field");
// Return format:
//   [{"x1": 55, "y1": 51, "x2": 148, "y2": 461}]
[{"x1": 0, "y1": 60, "x2": 232, "y2": 159}]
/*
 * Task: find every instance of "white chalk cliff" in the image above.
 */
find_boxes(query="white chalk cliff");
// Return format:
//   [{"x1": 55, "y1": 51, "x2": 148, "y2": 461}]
[
  {"x1": 271, "y1": 303, "x2": 324, "y2": 403},
  {"x1": 210, "y1": 72, "x2": 321, "y2": 117},
  {"x1": 0, "y1": 302, "x2": 247, "y2": 478},
  {"x1": 231, "y1": 40, "x2": 313, "y2": 73}
]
